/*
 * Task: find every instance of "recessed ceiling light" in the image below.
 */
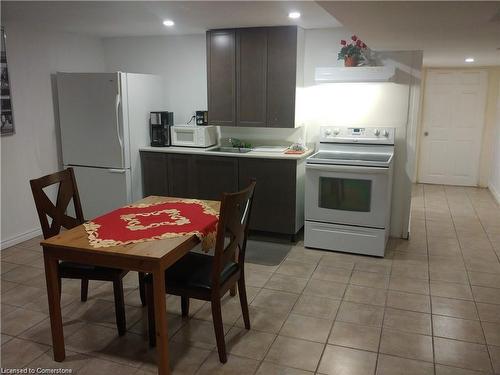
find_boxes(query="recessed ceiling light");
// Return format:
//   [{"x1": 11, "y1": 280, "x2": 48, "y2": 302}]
[
  {"x1": 465, "y1": 57, "x2": 475, "y2": 63},
  {"x1": 163, "y1": 20, "x2": 175, "y2": 27},
  {"x1": 288, "y1": 12, "x2": 301, "y2": 19}
]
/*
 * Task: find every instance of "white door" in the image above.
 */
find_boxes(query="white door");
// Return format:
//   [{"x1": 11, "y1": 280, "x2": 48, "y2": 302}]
[
  {"x1": 418, "y1": 69, "x2": 487, "y2": 186},
  {"x1": 57, "y1": 72, "x2": 126, "y2": 169},
  {"x1": 69, "y1": 165, "x2": 131, "y2": 220}
]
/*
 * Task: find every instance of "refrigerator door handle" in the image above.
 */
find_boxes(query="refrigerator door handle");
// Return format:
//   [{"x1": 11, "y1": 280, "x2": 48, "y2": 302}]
[
  {"x1": 109, "y1": 168, "x2": 126, "y2": 174},
  {"x1": 115, "y1": 94, "x2": 124, "y2": 153}
]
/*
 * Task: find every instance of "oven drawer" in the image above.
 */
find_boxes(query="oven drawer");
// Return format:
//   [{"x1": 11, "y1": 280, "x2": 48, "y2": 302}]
[{"x1": 304, "y1": 221, "x2": 387, "y2": 257}]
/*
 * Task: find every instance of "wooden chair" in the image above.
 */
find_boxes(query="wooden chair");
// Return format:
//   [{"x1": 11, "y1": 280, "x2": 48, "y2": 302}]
[
  {"x1": 30, "y1": 167, "x2": 146, "y2": 336},
  {"x1": 145, "y1": 181, "x2": 256, "y2": 363}
]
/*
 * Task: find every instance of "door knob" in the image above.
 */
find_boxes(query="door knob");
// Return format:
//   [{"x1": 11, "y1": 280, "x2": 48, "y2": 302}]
[{"x1": 424, "y1": 131, "x2": 429, "y2": 136}]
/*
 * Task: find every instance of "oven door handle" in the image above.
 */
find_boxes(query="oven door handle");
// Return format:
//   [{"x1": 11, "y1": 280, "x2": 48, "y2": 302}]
[{"x1": 306, "y1": 163, "x2": 390, "y2": 174}]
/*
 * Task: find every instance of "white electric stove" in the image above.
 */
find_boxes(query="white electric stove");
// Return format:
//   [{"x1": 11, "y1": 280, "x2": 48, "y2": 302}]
[{"x1": 304, "y1": 126, "x2": 395, "y2": 257}]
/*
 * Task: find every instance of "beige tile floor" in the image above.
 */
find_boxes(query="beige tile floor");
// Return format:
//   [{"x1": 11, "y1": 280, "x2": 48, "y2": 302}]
[{"x1": 1, "y1": 184, "x2": 500, "y2": 374}]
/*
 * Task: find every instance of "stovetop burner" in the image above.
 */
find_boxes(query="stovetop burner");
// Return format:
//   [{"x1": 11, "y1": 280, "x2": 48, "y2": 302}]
[{"x1": 307, "y1": 126, "x2": 396, "y2": 168}]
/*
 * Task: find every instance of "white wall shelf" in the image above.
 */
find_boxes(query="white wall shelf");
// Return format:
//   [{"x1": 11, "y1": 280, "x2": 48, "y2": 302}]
[{"x1": 315, "y1": 66, "x2": 396, "y2": 83}]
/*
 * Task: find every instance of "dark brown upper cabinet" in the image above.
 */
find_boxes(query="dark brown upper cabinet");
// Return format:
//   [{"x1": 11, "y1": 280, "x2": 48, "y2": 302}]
[
  {"x1": 207, "y1": 29, "x2": 237, "y2": 126},
  {"x1": 236, "y1": 28, "x2": 268, "y2": 127},
  {"x1": 207, "y1": 26, "x2": 301, "y2": 128},
  {"x1": 267, "y1": 26, "x2": 298, "y2": 128}
]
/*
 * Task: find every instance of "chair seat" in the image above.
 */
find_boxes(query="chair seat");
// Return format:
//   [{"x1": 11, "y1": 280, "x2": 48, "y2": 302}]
[
  {"x1": 148, "y1": 252, "x2": 238, "y2": 291},
  {"x1": 59, "y1": 261, "x2": 126, "y2": 280}
]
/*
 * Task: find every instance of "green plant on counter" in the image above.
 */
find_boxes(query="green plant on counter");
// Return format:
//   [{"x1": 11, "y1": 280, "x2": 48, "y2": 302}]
[{"x1": 229, "y1": 138, "x2": 252, "y2": 149}]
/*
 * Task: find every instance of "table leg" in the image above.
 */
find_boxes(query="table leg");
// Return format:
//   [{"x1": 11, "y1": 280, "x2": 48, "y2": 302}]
[
  {"x1": 153, "y1": 267, "x2": 170, "y2": 375},
  {"x1": 43, "y1": 249, "x2": 65, "y2": 361}
]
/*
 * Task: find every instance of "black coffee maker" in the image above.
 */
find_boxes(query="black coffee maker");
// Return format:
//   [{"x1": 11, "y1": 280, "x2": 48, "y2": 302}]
[
  {"x1": 196, "y1": 110, "x2": 208, "y2": 126},
  {"x1": 150, "y1": 111, "x2": 173, "y2": 147}
]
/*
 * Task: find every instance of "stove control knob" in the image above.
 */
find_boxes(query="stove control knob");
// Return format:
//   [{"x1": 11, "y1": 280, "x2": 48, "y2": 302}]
[
  {"x1": 382, "y1": 130, "x2": 389, "y2": 137},
  {"x1": 325, "y1": 129, "x2": 332, "y2": 136},
  {"x1": 333, "y1": 128, "x2": 340, "y2": 136},
  {"x1": 373, "y1": 129, "x2": 380, "y2": 136}
]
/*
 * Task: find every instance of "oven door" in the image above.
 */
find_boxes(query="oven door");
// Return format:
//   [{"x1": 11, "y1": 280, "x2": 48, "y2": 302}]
[
  {"x1": 305, "y1": 163, "x2": 390, "y2": 228},
  {"x1": 171, "y1": 127, "x2": 197, "y2": 147}
]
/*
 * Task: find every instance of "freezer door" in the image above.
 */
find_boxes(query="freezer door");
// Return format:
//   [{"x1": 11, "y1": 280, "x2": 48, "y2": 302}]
[
  {"x1": 57, "y1": 73, "x2": 126, "y2": 168},
  {"x1": 69, "y1": 165, "x2": 131, "y2": 220}
]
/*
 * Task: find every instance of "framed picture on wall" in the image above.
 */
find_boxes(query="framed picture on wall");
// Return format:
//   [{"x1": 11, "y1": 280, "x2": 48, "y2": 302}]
[{"x1": 1, "y1": 27, "x2": 14, "y2": 136}]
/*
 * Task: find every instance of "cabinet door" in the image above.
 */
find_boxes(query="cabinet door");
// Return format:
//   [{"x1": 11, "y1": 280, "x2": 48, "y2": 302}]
[
  {"x1": 141, "y1": 152, "x2": 168, "y2": 197},
  {"x1": 236, "y1": 28, "x2": 267, "y2": 127},
  {"x1": 239, "y1": 158, "x2": 296, "y2": 234},
  {"x1": 267, "y1": 26, "x2": 297, "y2": 128},
  {"x1": 193, "y1": 156, "x2": 239, "y2": 200},
  {"x1": 167, "y1": 154, "x2": 195, "y2": 198},
  {"x1": 207, "y1": 29, "x2": 236, "y2": 126}
]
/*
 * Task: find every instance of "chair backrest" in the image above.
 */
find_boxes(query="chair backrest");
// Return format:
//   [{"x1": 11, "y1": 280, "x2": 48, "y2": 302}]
[
  {"x1": 211, "y1": 180, "x2": 256, "y2": 287},
  {"x1": 30, "y1": 167, "x2": 84, "y2": 239}
]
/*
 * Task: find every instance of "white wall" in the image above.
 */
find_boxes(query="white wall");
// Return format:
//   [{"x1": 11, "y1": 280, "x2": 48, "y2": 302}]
[
  {"x1": 102, "y1": 35, "x2": 207, "y2": 125},
  {"x1": 489, "y1": 80, "x2": 500, "y2": 203},
  {"x1": 0, "y1": 24, "x2": 106, "y2": 248},
  {"x1": 300, "y1": 29, "x2": 415, "y2": 141},
  {"x1": 480, "y1": 68, "x2": 500, "y2": 187},
  {"x1": 302, "y1": 28, "x2": 348, "y2": 84}
]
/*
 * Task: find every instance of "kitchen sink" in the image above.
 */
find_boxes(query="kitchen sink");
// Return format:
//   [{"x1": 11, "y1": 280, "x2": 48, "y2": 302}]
[{"x1": 207, "y1": 147, "x2": 253, "y2": 154}]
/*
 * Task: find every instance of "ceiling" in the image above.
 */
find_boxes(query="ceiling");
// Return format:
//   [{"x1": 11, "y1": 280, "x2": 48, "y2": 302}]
[
  {"x1": 3, "y1": 1, "x2": 499, "y2": 67},
  {"x1": 1, "y1": 1, "x2": 341, "y2": 37},
  {"x1": 319, "y1": 1, "x2": 500, "y2": 67}
]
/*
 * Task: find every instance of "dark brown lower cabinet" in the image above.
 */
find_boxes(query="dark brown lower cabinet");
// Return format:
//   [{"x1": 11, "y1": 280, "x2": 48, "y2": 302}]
[
  {"x1": 167, "y1": 154, "x2": 195, "y2": 198},
  {"x1": 192, "y1": 156, "x2": 239, "y2": 200},
  {"x1": 238, "y1": 158, "x2": 297, "y2": 234},
  {"x1": 141, "y1": 152, "x2": 168, "y2": 197},
  {"x1": 141, "y1": 152, "x2": 304, "y2": 236}
]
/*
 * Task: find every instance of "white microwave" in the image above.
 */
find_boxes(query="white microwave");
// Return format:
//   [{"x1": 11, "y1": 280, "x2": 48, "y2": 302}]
[{"x1": 171, "y1": 125, "x2": 217, "y2": 148}]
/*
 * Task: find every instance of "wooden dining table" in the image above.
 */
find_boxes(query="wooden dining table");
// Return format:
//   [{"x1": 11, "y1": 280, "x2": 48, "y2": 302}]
[{"x1": 40, "y1": 195, "x2": 220, "y2": 375}]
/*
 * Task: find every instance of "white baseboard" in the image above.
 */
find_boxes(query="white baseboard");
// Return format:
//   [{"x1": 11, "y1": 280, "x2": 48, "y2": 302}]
[
  {"x1": 489, "y1": 184, "x2": 500, "y2": 205},
  {"x1": 1, "y1": 227, "x2": 42, "y2": 250}
]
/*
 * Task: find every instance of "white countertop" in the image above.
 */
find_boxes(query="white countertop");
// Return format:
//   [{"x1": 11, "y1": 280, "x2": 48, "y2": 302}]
[{"x1": 139, "y1": 145, "x2": 314, "y2": 160}]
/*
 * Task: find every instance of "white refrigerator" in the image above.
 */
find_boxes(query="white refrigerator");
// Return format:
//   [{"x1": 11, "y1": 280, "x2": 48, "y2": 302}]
[{"x1": 57, "y1": 72, "x2": 165, "y2": 219}]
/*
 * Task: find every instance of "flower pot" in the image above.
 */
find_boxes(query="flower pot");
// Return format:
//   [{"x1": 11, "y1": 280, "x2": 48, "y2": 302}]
[{"x1": 344, "y1": 56, "x2": 358, "y2": 67}]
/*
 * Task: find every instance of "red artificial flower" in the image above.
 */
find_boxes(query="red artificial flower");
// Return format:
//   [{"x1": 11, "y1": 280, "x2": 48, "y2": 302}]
[
  {"x1": 356, "y1": 39, "x2": 362, "y2": 47},
  {"x1": 340, "y1": 40, "x2": 347, "y2": 46},
  {"x1": 351, "y1": 35, "x2": 358, "y2": 41},
  {"x1": 362, "y1": 43, "x2": 367, "y2": 48}
]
